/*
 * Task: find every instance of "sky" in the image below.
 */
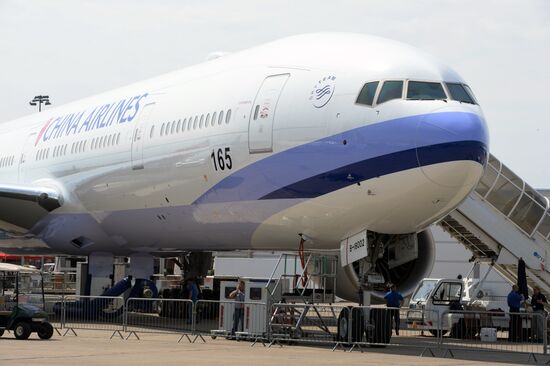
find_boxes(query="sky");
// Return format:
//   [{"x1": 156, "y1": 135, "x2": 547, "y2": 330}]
[{"x1": 0, "y1": 0, "x2": 549, "y2": 187}]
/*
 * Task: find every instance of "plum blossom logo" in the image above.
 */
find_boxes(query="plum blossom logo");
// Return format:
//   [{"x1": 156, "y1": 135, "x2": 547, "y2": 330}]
[{"x1": 310, "y1": 75, "x2": 336, "y2": 108}]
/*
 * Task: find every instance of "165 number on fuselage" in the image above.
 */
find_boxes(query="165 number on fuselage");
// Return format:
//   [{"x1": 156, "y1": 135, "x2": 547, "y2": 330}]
[{"x1": 211, "y1": 147, "x2": 232, "y2": 171}]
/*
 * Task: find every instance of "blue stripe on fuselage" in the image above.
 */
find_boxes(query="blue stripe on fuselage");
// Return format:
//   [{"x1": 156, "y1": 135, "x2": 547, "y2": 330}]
[
  {"x1": 261, "y1": 140, "x2": 487, "y2": 200},
  {"x1": 194, "y1": 112, "x2": 488, "y2": 204}
]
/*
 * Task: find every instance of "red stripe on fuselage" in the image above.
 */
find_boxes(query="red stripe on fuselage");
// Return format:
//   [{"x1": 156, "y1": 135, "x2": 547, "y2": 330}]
[{"x1": 35, "y1": 118, "x2": 54, "y2": 146}]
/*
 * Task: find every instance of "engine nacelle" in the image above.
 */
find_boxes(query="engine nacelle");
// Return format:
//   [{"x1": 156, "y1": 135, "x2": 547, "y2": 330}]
[{"x1": 335, "y1": 229, "x2": 436, "y2": 302}]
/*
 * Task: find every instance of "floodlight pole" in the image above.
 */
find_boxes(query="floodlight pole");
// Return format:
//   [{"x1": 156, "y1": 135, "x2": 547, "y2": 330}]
[{"x1": 29, "y1": 95, "x2": 51, "y2": 112}]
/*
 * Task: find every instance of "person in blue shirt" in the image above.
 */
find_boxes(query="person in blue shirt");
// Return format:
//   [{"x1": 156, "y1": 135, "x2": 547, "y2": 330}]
[
  {"x1": 230, "y1": 280, "x2": 246, "y2": 335},
  {"x1": 384, "y1": 284, "x2": 404, "y2": 335},
  {"x1": 507, "y1": 284, "x2": 524, "y2": 342},
  {"x1": 186, "y1": 278, "x2": 199, "y2": 324}
]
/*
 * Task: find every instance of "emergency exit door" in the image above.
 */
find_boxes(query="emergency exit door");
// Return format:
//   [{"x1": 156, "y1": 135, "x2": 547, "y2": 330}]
[
  {"x1": 131, "y1": 102, "x2": 155, "y2": 170},
  {"x1": 248, "y1": 74, "x2": 290, "y2": 153}
]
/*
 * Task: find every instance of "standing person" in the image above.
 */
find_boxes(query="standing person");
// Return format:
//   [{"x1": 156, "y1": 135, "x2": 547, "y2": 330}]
[
  {"x1": 229, "y1": 280, "x2": 246, "y2": 336},
  {"x1": 186, "y1": 278, "x2": 199, "y2": 324},
  {"x1": 507, "y1": 284, "x2": 524, "y2": 342},
  {"x1": 384, "y1": 284, "x2": 404, "y2": 335},
  {"x1": 531, "y1": 286, "x2": 547, "y2": 342}
]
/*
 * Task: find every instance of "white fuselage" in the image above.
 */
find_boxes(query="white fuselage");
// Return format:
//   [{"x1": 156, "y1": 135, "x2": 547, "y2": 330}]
[{"x1": 0, "y1": 33, "x2": 489, "y2": 255}]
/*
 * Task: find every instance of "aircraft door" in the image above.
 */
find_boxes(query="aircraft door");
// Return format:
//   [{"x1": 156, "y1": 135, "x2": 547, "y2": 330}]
[
  {"x1": 248, "y1": 74, "x2": 290, "y2": 153},
  {"x1": 131, "y1": 102, "x2": 156, "y2": 170},
  {"x1": 18, "y1": 132, "x2": 37, "y2": 183}
]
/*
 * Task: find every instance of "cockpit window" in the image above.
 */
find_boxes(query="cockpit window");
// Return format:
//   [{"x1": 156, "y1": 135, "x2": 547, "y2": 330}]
[
  {"x1": 446, "y1": 83, "x2": 477, "y2": 104},
  {"x1": 407, "y1": 81, "x2": 447, "y2": 100},
  {"x1": 377, "y1": 81, "x2": 403, "y2": 104},
  {"x1": 356, "y1": 81, "x2": 379, "y2": 106}
]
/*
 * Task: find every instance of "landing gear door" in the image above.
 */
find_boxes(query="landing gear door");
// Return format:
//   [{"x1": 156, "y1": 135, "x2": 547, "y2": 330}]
[
  {"x1": 131, "y1": 102, "x2": 156, "y2": 170},
  {"x1": 248, "y1": 74, "x2": 290, "y2": 153}
]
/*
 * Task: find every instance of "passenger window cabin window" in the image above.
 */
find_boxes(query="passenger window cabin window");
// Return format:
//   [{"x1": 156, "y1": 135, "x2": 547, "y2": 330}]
[
  {"x1": 150, "y1": 126, "x2": 155, "y2": 138},
  {"x1": 249, "y1": 287, "x2": 262, "y2": 301},
  {"x1": 356, "y1": 81, "x2": 379, "y2": 106},
  {"x1": 226, "y1": 109, "x2": 231, "y2": 124},
  {"x1": 116, "y1": 133, "x2": 121, "y2": 145},
  {"x1": 199, "y1": 115, "x2": 204, "y2": 129},
  {"x1": 377, "y1": 81, "x2": 403, "y2": 104},
  {"x1": 182, "y1": 119, "x2": 187, "y2": 132},
  {"x1": 205, "y1": 114, "x2": 211, "y2": 127},
  {"x1": 407, "y1": 81, "x2": 447, "y2": 100},
  {"x1": 171, "y1": 121, "x2": 176, "y2": 134},
  {"x1": 193, "y1": 116, "x2": 198, "y2": 130},
  {"x1": 211, "y1": 112, "x2": 217, "y2": 127},
  {"x1": 188, "y1": 117, "x2": 192, "y2": 131},
  {"x1": 218, "y1": 111, "x2": 224, "y2": 125},
  {"x1": 253, "y1": 105, "x2": 260, "y2": 120},
  {"x1": 446, "y1": 83, "x2": 476, "y2": 104},
  {"x1": 176, "y1": 120, "x2": 181, "y2": 133},
  {"x1": 224, "y1": 287, "x2": 236, "y2": 299}
]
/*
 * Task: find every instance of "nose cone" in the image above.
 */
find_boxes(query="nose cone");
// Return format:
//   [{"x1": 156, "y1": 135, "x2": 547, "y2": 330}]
[{"x1": 416, "y1": 109, "x2": 489, "y2": 188}]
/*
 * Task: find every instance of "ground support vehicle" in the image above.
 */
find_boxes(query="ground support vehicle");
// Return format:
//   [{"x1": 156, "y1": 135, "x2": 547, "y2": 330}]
[{"x1": 0, "y1": 263, "x2": 54, "y2": 340}]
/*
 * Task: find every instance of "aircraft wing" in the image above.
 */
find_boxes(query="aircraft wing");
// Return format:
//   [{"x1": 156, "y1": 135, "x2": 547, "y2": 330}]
[{"x1": 0, "y1": 183, "x2": 62, "y2": 234}]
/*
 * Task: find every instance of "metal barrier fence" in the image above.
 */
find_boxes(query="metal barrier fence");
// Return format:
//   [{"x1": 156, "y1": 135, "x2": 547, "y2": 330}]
[
  {"x1": 270, "y1": 303, "x2": 344, "y2": 346},
  {"x1": 44, "y1": 294, "x2": 64, "y2": 333},
  {"x1": 440, "y1": 310, "x2": 547, "y2": 356},
  {"x1": 61, "y1": 295, "x2": 125, "y2": 338},
  {"x1": 36, "y1": 298, "x2": 550, "y2": 360},
  {"x1": 270, "y1": 304, "x2": 441, "y2": 352},
  {"x1": 125, "y1": 297, "x2": 194, "y2": 341},
  {"x1": 195, "y1": 300, "x2": 267, "y2": 342}
]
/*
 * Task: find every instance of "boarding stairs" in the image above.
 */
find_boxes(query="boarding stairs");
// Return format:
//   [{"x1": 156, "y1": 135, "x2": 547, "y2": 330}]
[
  {"x1": 265, "y1": 252, "x2": 339, "y2": 339},
  {"x1": 438, "y1": 154, "x2": 550, "y2": 308}
]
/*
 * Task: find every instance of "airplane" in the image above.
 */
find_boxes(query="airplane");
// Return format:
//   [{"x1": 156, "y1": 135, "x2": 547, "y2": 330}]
[{"x1": 0, "y1": 32, "x2": 488, "y2": 302}]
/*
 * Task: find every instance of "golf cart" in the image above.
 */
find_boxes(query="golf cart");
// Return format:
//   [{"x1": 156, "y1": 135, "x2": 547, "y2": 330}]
[{"x1": 0, "y1": 263, "x2": 54, "y2": 340}]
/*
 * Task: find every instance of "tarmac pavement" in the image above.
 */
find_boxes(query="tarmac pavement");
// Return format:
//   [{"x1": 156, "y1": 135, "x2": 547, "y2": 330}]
[{"x1": 0, "y1": 330, "x2": 545, "y2": 366}]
